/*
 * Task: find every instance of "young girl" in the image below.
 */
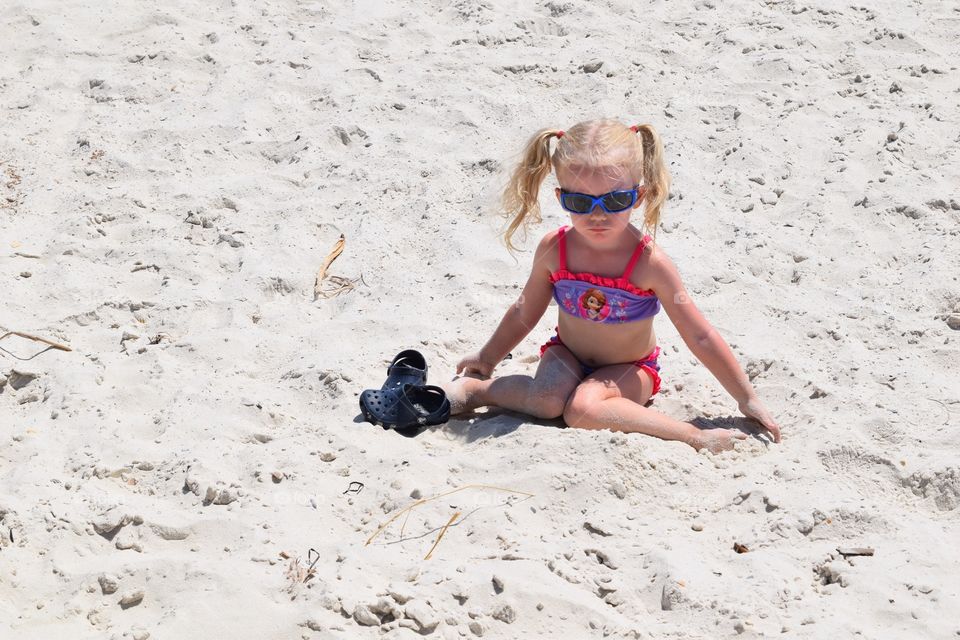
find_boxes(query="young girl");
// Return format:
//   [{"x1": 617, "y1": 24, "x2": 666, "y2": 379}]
[{"x1": 444, "y1": 119, "x2": 782, "y2": 453}]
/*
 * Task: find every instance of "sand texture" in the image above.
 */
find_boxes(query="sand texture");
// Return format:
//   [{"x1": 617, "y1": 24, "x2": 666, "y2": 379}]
[{"x1": 1, "y1": 0, "x2": 959, "y2": 638}]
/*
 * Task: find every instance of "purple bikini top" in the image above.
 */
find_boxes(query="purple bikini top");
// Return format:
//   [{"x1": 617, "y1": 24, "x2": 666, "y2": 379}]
[{"x1": 550, "y1": 226, "x2": 661, "y2": 324}]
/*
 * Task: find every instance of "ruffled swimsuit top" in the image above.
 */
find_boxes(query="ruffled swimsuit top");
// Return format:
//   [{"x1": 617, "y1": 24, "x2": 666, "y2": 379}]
[{"x1": 549, "y1": 226, "x2": 661, "y2": 324}]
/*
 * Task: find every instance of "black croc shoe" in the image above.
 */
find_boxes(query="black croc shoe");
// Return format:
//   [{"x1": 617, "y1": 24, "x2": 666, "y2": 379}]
[
  {"x1": 359, "y1": 350, "x2": 428, "y2": 427},
  {"x1": 360, "y1": 384, "x2": 450, "y2": 434},
  {"x1": 383, "y1": 350, "x2": 427, "y2": 390}
]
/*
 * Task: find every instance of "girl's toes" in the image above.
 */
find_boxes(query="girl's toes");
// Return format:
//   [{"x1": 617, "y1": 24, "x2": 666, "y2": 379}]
[{"x1": 439, "y1": 379, "x2": 470, "y2": 415}]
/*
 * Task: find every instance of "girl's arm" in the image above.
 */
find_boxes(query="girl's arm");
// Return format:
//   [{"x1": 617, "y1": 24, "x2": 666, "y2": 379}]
[
  {"x1": 462, "y1": 232, "x2": 556, "y2": 376},
  {"x1": 648, "y1": 246, "x2": 782, "y2": 443}
]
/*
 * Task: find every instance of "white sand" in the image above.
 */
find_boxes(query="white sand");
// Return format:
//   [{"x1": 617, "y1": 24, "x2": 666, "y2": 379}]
[{"x1": 2, "y1": 0, "x2": 959, "y2": 638}]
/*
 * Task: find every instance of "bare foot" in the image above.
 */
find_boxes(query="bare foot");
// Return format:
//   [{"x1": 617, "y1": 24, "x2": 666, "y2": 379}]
[
  {"x1": 440, "y1": 376, "x2": 489, "y2": 415},
  {"x1": 691, "y1": 428, "x2": 747, "y2": 453}
]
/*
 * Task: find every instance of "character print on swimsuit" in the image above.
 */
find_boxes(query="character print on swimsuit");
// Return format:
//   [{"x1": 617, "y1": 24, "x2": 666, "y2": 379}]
[
  {"x1": 579, "y1": 288, "x2": 610, "y2": 321},
  {"x1": 550, "y1": 226, "x2": 661, "y2": 325}
]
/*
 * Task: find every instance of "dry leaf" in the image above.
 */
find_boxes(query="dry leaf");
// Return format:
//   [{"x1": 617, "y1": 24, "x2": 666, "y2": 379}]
[{"x1": 314, "y1": 234, "x2": 345, "y2": 298}]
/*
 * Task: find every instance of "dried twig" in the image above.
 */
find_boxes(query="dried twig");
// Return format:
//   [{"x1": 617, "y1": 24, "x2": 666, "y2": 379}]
[
  {"x1": 365, "y1": 484, "x2": 535, "y2": 556},
  {"x1": 315, "y1": 274, "x2": 361, "y2": 299},
  {"x1": 837, "y1": 547, "x2": 874, "y2": 557},
  {"x1": 314, "y1": 234, "x2": 345, "y2": 299},
  {"x1": 400, "y1": 506, "x2": 414, "y2": 539},
  {"x1": 0, "y1": 331, "x2": 71, "y2": 352},
  {"x1": 424, "y1": 511, "x2": 461, "y2": 561},
  {"x1": 0, "y1": 331, "x2": 72, "y2": 360}
]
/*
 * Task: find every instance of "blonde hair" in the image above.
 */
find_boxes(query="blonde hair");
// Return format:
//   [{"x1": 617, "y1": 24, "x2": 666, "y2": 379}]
[{"x1": 500, "y1": 119, "x2": 671, "y2": 252}]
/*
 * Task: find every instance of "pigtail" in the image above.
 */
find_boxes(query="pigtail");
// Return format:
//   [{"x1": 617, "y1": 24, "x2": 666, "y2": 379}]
[
  {"x1": 632, "y1": 124, "x2": 671, "y2": 235},
  {"x1": 501, "y1": 128, "x2": 563, "y2": 253}
]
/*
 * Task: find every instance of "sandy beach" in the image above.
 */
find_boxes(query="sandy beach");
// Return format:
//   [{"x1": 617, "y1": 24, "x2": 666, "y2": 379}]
[{"x1": 2, "y1": 0, "x2": 959, "y2": 637}]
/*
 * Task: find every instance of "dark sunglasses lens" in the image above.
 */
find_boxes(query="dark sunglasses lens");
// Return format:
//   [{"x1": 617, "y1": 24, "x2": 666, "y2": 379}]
[
  {"x1": 602, "y1": 191, "x2": 635, "y2": 211},
  {"x1": 562, "y1": 193, "x2": 594, "y2": 214}
]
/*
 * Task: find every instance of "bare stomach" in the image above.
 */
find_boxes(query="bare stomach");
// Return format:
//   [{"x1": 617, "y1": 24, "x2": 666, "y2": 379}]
[{"x1": 555, "y1": 312, "x2": 658, "y2": 367}]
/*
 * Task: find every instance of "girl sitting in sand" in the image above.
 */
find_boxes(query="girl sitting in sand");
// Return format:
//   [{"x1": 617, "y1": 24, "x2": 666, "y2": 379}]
[{"x1": 444, "y1": 119, "x2": 782, "y2": 452}]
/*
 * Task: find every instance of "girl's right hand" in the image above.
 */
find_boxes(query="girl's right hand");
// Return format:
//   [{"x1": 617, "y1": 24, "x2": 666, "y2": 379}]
[
  {"x1": 738, "y1": 396, "x2": 782, "y2": 443},
  {"x1": 455, "y1": 352, "x2": 496, "y2": 379}
]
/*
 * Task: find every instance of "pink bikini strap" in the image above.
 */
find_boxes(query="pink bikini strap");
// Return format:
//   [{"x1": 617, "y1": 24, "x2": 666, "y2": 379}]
[
  {"x1": 621, "y1": 234, "x2": 652, "y2": 279},
  {"x1": 557, "y1": 226, "x2": 568, "y2": 271}
]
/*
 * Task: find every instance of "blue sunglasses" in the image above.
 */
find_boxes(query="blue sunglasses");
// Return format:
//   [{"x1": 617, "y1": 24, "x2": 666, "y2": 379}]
[{"x1": 559, "y1": 185, "x2": 640, "y2": 214}]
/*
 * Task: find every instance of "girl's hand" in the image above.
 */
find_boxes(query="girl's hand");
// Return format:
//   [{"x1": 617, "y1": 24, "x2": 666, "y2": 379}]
[
  {"x1": 738, "y1": 396, "x2": 782, "y2": 443},
  {"x1": 455, "y1": 352, "x2": 496, "y2": 379}
]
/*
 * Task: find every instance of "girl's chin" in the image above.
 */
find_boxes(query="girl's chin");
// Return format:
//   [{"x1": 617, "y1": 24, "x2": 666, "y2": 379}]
[
  {"x1": 571, "y1": 222, "x2": 630, "y2": 240},
  {"x1": 578, "y1": 226, "x2": 620, "y2": 239}
]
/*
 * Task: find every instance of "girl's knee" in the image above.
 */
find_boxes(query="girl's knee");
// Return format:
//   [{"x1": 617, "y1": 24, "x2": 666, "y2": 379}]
[
  {"x1": 527, "y1": 394, "x2": 567, "y2": 420},
  {"x1": 562, "y1": 395, "x2": 588, "y2": 427},
  {"x1": 562, "y1": 389, "x2": 608, "y2": 428},
  {"x1": 527, "y1": 378, "x2": 577, "y2": 419}
]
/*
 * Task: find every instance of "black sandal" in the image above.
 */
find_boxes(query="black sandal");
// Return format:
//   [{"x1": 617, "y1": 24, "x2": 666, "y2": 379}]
[
  {"x1": 383, "y1": 350, "x2": 427, "y2": 389},
  {"x1": 397, "y1": 384, "x2": 450, "y2": 427},
  {"x1": 359, "y1": 350, "x2": 428, "y2": 426},
  {"x1": 360, "y1": 384, "x2": 450, "y2": 433}
]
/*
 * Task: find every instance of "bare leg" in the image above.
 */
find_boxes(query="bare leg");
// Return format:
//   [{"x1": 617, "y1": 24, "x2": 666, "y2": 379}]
[
  {"x1": 443, "y1": 347, "x2": 584, "y2": 419},
  {"x1": 563, "y1": 364, "x2": 747, "y2": 453}
]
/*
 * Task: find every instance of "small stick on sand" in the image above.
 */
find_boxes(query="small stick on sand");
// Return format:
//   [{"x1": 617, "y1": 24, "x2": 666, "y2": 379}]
[
  {"x1": 424, "y1": 511, "x2": 461, "y2": 561},
  {"x1": 314, "y1": 234, "x2": 345, "y2": 299},
  {"x1": 837, "y1": 547, "x2": 874, "y2": 557},
  {"x1": 0, "y1": 331, "x2": 72, "y2": 352},
  {"x1": 365, "y1": 484, "x2": 534, "y2": 548}
]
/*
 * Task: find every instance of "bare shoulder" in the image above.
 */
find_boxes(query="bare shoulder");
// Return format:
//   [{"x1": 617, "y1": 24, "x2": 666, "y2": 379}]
[
  {"x1": 634, "y1": 234, "x2": 679, "y2": 289},
  {"x1": 536, "y1": 227, "x2": 562, "y2": 250},
  {"x1": 644, "y1": 235, "x2": 672, "y2": 269},
  {"x1": 642, "y1": 236, "x2": 686, "y2": 291},
  {"x1": 531, "y1": 227, "x2": 562, "y2": 273}
]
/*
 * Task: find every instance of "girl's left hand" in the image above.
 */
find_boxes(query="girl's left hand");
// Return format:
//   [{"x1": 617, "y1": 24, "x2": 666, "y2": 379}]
[{"x1": 738, "y1": 396, "x2": 782, "y2": 443}]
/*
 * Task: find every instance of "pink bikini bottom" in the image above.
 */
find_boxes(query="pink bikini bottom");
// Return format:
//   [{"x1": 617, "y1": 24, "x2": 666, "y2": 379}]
[{"x1": 539, "y1": 328, "x2": 662, "y2": 396}]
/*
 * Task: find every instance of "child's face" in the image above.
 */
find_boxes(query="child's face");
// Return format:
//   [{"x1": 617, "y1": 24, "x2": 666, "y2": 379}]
[{"x1": 554, "y1": 166, "x2": 643, "y2": 242}]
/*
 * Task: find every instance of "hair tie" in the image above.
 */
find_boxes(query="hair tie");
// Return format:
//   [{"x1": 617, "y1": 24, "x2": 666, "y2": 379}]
[
  {"x1": 555, "y1": 130, "x2": 565, "y2": 139},
  {"x1": 630, "y1": 125, "x2": 640, "y2": 133}
]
